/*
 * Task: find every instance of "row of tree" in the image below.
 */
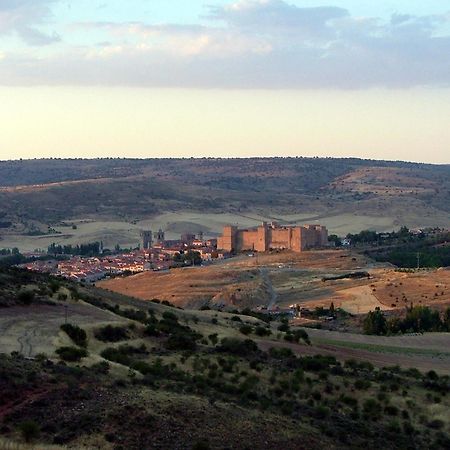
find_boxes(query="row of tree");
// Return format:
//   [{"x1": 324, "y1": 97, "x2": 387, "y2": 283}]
[
  {"x1": 48, "y1": 242, "x2": 101, "y2": 256},
  {"x1": 363, "y1": 306, "x2": 450, "y2": 335}
]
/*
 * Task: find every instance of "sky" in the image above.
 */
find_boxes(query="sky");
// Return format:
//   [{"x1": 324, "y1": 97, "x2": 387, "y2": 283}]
[{"x1": 0, "y1": 1, "x2": 449, "y2": 163}]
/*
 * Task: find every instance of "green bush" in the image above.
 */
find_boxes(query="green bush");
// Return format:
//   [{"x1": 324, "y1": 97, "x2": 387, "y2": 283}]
[
  {"x1": 239, "y1": 324, "x2": 253, "y2": 335},
  {"x1": 18, "y1": 420, "x2": 40, "y2": 443},
  {"x1": 60, "y1": 323, "x2": 87, "y2": 347},
  {"x1": 254, "y1": 326, "x2": 271, "y2": 336},
  {"x1": 56, "y1": 346, "x2": 88, "y2": 362},
  {"x1": 17, "y1": 290, "x2": 35, "y2": 305},
  {"x1": 269, "y1": 347, "x2": 294, "y2": 359},
  {"x1": 165, "y1": 333, "x2": 197, "y2": 351},
  {"x1": 95, "y1": 325, "x2": 129, "y2": 342},
  {"x1": 218, "y1": 338, "x2": 258, "y2": 356}
]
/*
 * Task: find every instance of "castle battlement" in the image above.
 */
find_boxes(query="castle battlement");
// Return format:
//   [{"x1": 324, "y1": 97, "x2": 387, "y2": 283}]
[{"x1": 217, "y1": 222, "x2": 328, "y2": 253}]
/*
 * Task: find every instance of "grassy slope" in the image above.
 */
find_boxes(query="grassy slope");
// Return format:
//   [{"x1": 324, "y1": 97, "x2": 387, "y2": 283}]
[{"x1": 0, "y1": 269, "x2": 449, "y2": 449}]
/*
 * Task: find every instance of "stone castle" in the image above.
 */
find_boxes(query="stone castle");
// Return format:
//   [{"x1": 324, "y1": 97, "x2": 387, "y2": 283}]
[{"x1": 217, "y1": 222, "x2": 328, "y2": 253}]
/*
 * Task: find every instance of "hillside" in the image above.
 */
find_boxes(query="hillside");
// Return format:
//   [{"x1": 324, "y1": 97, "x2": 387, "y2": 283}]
[
  {"x1": 0, "y1": 268, "x2": 449, "y2": 449},
  {"x1": 0, "y1": 158, "x2": 449, "y2": 250}
]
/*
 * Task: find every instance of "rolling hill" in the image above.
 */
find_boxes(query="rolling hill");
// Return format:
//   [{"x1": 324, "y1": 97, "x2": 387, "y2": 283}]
[{"x1": 0, "y1": 158, "x2": 449, "y2": 250}]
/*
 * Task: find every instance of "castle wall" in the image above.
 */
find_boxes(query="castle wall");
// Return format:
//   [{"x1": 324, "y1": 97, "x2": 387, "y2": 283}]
[
  {"x1": 269, "y1": 228, "x2": 292, "y2": 249},
  {"x1": 237, "y1": 229, "x2": 259, "y2": 251},
  {"x1": 217, "y1": 223, "x2": 328, "y2": 253}
]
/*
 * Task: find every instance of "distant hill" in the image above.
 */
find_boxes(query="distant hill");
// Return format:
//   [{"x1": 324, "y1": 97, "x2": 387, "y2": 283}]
[{"x1": 0, "y1": 158, "x2": 449, "y2": 233}]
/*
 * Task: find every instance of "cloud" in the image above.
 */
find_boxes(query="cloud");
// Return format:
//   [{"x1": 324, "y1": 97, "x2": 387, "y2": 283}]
[
  {"x1": 0, "y1": 0, "x2": 449, "y2": 88},
  {"x1": 0, "y1": 0, "x2": 60, "y2": 45}
]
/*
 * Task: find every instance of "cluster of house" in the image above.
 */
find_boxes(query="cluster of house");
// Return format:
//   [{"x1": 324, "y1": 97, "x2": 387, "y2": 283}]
[
  {"x1": 19, "y1": 231, "x2": 226, "y2": 283},
  {"x1": 19, "y1": 253, "x2": 149, "y2": 283}
]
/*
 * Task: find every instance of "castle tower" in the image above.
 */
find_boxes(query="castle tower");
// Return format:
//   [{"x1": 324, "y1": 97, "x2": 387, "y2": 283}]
[
  {"x1": 218, "y1": 225, "x2": 237, "y2": 252},
  {"x1": 141, "y1": 230, "x2": 153, "y2": 250},
  {"x1": 256, "y1": 222, "x2": 268, "y2": 252},
  {"x1": 154, "y1": 228, "x2": 165, "y2": 245}
]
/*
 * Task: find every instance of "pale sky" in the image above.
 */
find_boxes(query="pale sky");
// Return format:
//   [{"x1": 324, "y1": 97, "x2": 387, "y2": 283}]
[{"x1": 0, "y1": 1, "x2": 449, "y2": 163}]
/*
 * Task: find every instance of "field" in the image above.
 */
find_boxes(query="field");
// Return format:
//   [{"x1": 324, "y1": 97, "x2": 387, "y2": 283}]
[
  {"x1": 0, "y1": 303, "x2": 125, "y2": 358},
  {"x1": 99, "y1": 250, "x2": 388, "y2": 310},
  {"x1": 1, "y1": 158, "x2": 450, "y2": 252},
  {"x1": 1, "y1": 211, "x2": 403, "y2": 253}
]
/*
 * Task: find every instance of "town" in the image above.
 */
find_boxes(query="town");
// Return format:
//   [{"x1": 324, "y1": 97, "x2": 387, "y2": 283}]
[{"x1": 18, "y1": 222, "x2": 329, "y2": 283}]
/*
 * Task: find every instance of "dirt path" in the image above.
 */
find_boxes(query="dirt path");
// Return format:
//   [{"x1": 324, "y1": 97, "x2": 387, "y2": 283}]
[{"x1": 260, "y1": 268, "x2": 277, "y2": 310}]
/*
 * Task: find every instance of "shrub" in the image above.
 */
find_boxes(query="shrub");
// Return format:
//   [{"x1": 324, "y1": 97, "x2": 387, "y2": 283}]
[
  {"x1": 91, "y1": 361, "x2": 110, "y2": 374},
  {"x1": 218, "y1": 338, "x2": 258, "y2": 356},
  {"x1": 165, "y1": 333, "x2": 197, "y2": 351},
  {"x1": 269, "y1": 347, "x2": 294, "y2": 359},
  {"x1": 95, "y1": 325, "x2": 129, "y2": 342},
  {"x1": 162, "y1": 311, "x2": 178, "y2": 322},
  {"x1": 60, "y1": 323, "x2": 87, "y2": 347},
  {"x1": 208, "y1": 333, "x2": 219, "y2": 345},
  {"x1": 255, "y1": 326, "x2": 271, "y2": 336},
  {"x1": 101, "y1": 347, "x2": 131, "y2": 366},
  {"x1": 428, "y1": 419, "x2": 444, "y2": 430},
  {"x1": 314, "y1": 405, "x2": 330, "y2": 419},
  {"x1": 293, "y1": 329, "x2": 311, "y2": 345},
  {"x1": 18, "y1": 420, "x2": 40, "y2": 443},
  {"x1": 363, "y1": 398, "x2": 382, "y2": 419},
  {"x1": 385, "y1": 405, "x2": 399, "y2": 416},
  {"x1": 239, "y1": 324, "x2": 253, "y2": 335},
  {"x1": 144, "y1": 323, "x2": 160, "y2": 337},
  {"x1": 354, "y1": 379, "x2": 371, "y2": 390},
  {"x1": 277, "y1": 323, "x2": 290, "y2": 332},
  {"x1": 56, "y1": 346, "x2": 88, "y2": 362},
  {"x1": 17, "y1": 290, "x2": 35, "y2": 305}
]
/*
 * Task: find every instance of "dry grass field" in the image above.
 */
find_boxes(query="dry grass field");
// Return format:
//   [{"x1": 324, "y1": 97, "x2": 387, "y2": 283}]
[
  {"x1": 99, "y1": 250, "x2": 386, "y2": 311},
  {"x1": 368, "y1": 269, "x2": 450, "y2": 311},
  {"x1": 0, "y1": 211, "x2": 404, "y2": 253},
  {"x1": 0, "y1": 303, "x2": 126, "y2": 358},
  {"x1": 99, "y1": 250, "x2": 450, "y2": 318}
]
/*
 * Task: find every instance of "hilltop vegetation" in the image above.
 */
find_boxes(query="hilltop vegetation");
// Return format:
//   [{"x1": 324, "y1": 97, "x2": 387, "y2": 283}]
[{"x1": 0, "y1": 158, "x2": 449, "y2": 232}]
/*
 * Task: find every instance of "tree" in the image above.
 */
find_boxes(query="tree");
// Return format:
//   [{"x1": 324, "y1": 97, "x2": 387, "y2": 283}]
[
  {"x1": 329, "y1": 302, "x2": 336, "y2": 317},
  {"x1": 363, "y1": 308, "x2": 387, "y2": 335},
  {"x1": 18, "y1": 420, "x2": 40, "y2": 443}
]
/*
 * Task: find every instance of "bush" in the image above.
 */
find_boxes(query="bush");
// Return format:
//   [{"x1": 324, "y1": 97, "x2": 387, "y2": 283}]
[
  {"x1": 208, "y1": 333, "x2": 219, "y2": 345},
  {"x1": 17, "y1": 290, "x2": 35, "y2": 305},
  {"x1": 95, "y1": 325, "x2": 129, "y2": 342},
  {"x1": 239, "y1": 324, "x2": 253, "y2": 335},
  {"x1": 60, "y1": 323, "x2": 87, "y2": 347},
  {"x1": 18, "y1": 420, "x2": 40, "y2": 443},
  {"x1": 91, "y1": 361, "x2": 110, "y2": 374},
  {"x1": 56, "y1": 346, "x2": 88, "y2": 362},
  {"x1": 269, "y1": 347, "x2": 294, "y2": 359},
  {"x1": 165, "y1": 333, "x2": 197, "y2": 351},
  {"x1": 218, "y1": 338, "x2": 258, "y2": 356},
  {"x1": 255, "y1": 326, "x2": 271, "y2": 336},
  {"x1": 101, "y1": 347, "x2": 131, "y2": 366},
  {"x1": 363, "y1": 398, "x2": 382, "y2": 419}
]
